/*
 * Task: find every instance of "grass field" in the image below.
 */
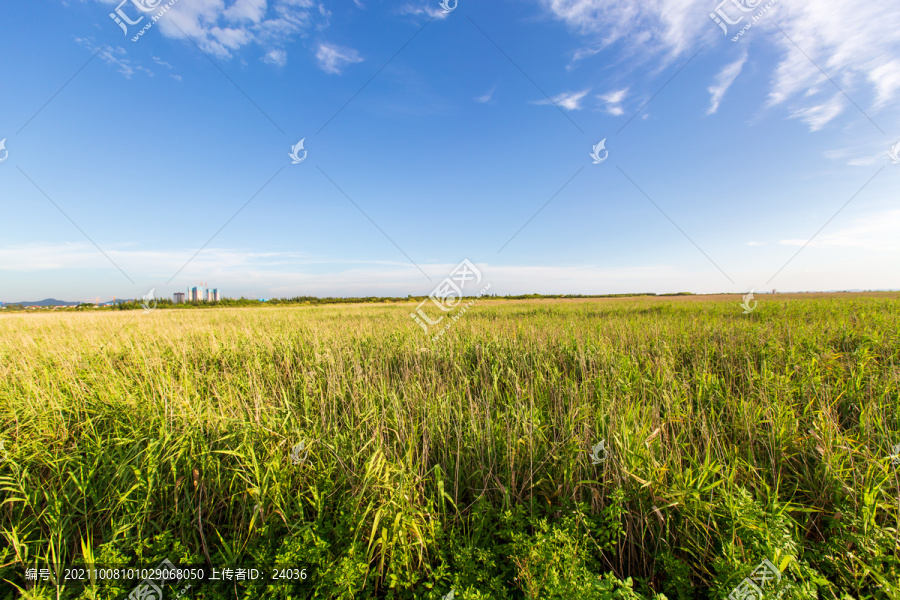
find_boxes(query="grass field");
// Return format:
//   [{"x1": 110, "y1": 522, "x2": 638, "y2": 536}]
[{"x1": 1, "y1": 294, "x2": 899, "y2": 599}]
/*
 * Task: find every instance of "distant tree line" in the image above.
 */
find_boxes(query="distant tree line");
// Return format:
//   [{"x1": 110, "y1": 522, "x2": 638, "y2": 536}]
[
  {"x1": 76, "y1": 292, "x2": 697, "y2": 311},
  {"x1": 5, "y1": 292, "x2": 697, "y2": 312}
]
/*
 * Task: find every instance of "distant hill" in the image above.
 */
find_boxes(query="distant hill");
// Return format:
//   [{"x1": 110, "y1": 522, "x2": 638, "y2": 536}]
[
  {"x1": 4, "y1": 298, "x2": 82, "y2": 307},
  {"x1": 2, "y1": 298, "x2": 138, "y2": 307}
]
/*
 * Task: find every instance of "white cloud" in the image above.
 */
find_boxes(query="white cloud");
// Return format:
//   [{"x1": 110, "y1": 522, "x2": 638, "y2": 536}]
[
  {"x1": 3, "y1": 240, "x2": 897, "y2": 299},
  {"x1": 76, "y1": 38, "x2": 151, "y2": 78},
  {"x1": 223, "y1": 0, "x2": 268, "y2": 23},
  {"x1": 868, "y1": 59, "x2": 900, "y2": 108},
  {"x1": 763, "y1": 2, "x2": 900, "y2": 129},
  {"x1": 315, "y1": 42, "x2": 363, "y2": 74},
  {"x1": 766, "y1": 2, "x2": 900, "y2": 104},
  {"x1": 475, "y1": 87, "x2": 495, "y2": 103},
  {"x1": 846, "y1": 155, "x2": 882, "y2": 167},
  {"x1": 789, "y1": 93, "x2": 845, "y2": 131},
  {"x1": 534, "y1": 89, "x2": 590, "y2": 111},
  {"x1": 706, "y1": 52, "x2": 746, "y2": 115},
  {"x1": 570, "y1": 46, "x2": 602, "y2": 64},
  {"x1": 779, "y1": 209, "x2": 900, "y2": 250},
  {"x1": 598, "y1": 88, "x2": 628, "y2": 115},
  {"x1": 151, "y1": 0, "x2": 318, "y2": 61},
  {"x1": 0, "y1": 242, "x2": 693, "y2": 297},
  {"x1": 824, "y1": 144, "x2": 888, "y2": 167},
  {"x1": 540, "y1": 0, "x2": 900, "y2": 131},
  {"x1": 94, "y1": 0, "x2": 321, "y2": 72},
  {"x1": 398, "y1": 4, "x2": 449, "y2": 21},
  {"x1": 263, "y1": 48, "x2": 287, "y2": 66},
  {"x1": 540, "y1": 0, "x2": 707, "y2": 59}
]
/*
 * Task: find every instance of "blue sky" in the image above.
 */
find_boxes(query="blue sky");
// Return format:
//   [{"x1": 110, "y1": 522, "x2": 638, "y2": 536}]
[{"x1": 1, "y1": 0, "x2": 898, "y2": 302}]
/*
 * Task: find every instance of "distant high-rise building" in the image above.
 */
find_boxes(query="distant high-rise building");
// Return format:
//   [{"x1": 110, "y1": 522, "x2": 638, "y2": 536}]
[
  {"x1": 189, "y1": 287, "x2": 199, "y2": 302},
  {"x1": 212, "y1": 289, "x2": 220, "y2": 302},
  {"x1": 174, "y1": 292, "x2": 185, "y2": 304}
]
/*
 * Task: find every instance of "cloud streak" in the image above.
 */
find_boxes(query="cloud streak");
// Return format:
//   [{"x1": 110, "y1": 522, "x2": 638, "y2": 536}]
[
  {"x1": 598, "y1": 88, "x2": 628, "y2": 115},
  {"x1": 707, "y1": 52, "x2": 746, "y2": 115},
  {"x1": 475, "y1": 86, "x2": 496, "y2": 103},
  {"x1": 315, "y1": 42, "x2": 364, "y2": 74},
  {"x1": 534, "y1": 89, "x2": 590, "y2": 111},
  {"x1": 540, "y1": 0, "x2": 900, "y2": 130}
]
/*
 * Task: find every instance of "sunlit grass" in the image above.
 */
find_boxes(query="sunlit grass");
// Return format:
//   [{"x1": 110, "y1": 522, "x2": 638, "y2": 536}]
[{"x1": 1, "y1": 295, "x2": 898, "y2": 599}]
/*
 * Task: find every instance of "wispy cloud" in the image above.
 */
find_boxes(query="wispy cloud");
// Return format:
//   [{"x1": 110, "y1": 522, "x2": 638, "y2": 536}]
[
  {"x1": 779, "y1": 209, "x2": 900, "y2": 250},
  {"x1": 534, "y1": 89, "x2": 590, "y2": 111},
  {"x1": 4, "y1": 239, "x2": 896, "y2": 299},
  {"x1": 539, "y1": 0, "x2": 706, "y2": 59},
  {"x1": 398, "y1": 3, "x2": 449, "y2": 21},
  {"x1": 0, "y1": 243, "x2": 687, "y2": 297},
  {"x1": 475, "y1": 86, "x2": 496, "y2": 103},
  {"x1": 93, "y1": 0, "x2": 323, "y2": 72},
  {"x1": 824, "y1": 144, "x2": 887, "y2": 167},
  {"x1": 315, "y1": 42, "x2": 363, "y2": 74},
  {"x1": 789, "y1": 93, "x2": 845, "y2": 131},
  {"x1": 76, "y1": 38, "x2": 151, "y2": 78},
  {"x1": 598, "y1": 88, "x2": 628, "y2": 115},
  {"x1": 570, "y1": 45, "x2": 602, "y2": 64},
  {"x1": 541, "y1": 0, "x2": 900, "y2": 131},
  {"x1": 263, "y1": 48, "x2": 287, "y2": 66},
  {"x1": 222, "y1": 0, "x2": 268, "y2": 23},
  {"x1": 706, "y1": 52, "x2": 746, "y2": 115},
  {"x1": 154, "y1": 0, "x2": 320, "y2": 61}
]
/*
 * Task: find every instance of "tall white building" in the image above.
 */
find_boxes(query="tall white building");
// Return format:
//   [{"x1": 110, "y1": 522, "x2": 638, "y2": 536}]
[{"x1": 185, "y1": 286, "x2": 218, "y2": 302}]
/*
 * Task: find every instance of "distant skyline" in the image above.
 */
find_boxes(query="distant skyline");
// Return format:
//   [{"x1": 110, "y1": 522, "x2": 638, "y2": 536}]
[
  {"x1": 1, "y1": 0, "x2": 899, "y2": 301},
  {"x1": 5, "y1": 287, "x2": 900, "y2": 307}
]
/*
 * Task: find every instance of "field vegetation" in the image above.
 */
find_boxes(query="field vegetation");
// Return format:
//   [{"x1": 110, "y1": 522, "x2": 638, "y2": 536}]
[{"x1": 1, "y1": 294, "x2": 898, "y2": 599}]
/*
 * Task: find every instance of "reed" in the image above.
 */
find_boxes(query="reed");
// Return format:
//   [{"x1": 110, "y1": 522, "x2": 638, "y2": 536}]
[{"x1": 0, "y1": 295, "x2": 898, "y2": 599}]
